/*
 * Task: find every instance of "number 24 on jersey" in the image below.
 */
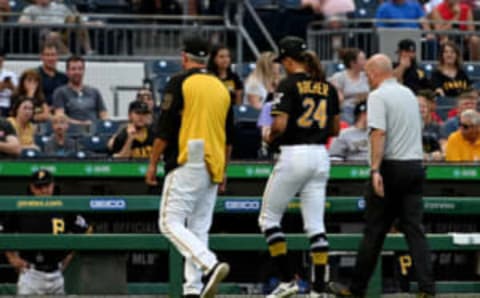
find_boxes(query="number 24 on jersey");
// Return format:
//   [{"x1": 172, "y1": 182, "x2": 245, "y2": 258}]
[{"x1": 297, "y1": 98, "x2": 327, "y2": 129}]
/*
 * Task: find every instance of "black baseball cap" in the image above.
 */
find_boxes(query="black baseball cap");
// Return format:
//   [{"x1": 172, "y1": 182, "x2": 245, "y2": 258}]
[
  {"x1": 397, "y1": 39, "x2": 416, "y2": 52},
  {"x1": 274, "y1": 36, "x2": 307, "y2": 62},
  {"x1": 129, "y1": 101, "x2": 151, "y2": 114},
  {"x1": 354, "y1": 101, "x2": 367, "y2": 117},
  {"x1": 31, "y1": 169, "x2": 54, "y2": 186},
  {"x1": 183, "y1": 37, "x2": 210, "y2": 58}
]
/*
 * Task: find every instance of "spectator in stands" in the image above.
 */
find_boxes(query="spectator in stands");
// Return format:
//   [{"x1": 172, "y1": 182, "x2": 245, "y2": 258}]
[
  {"x1": 328, "y1": 48, "x2": 369, "y2": 124},
  {"x1": 37, "y1": 43, "x2": 68, "y2": 106},
  {"x1": 393, "y1": 39, "x2": 432, "y2": 93},
  {"x1": 53, "y1": 56, "x2": 108, "y2": 126},
  {"x1": 431, "y1": 0, "x2": 480, "y2": 60},
  {"x1": 446, "y1": 86, "x2": 477, "y2": 118},
  {"x1": 432, "y1": 41, "x2": 471, "y2": 97},
  {"x1": 243, "y1": 51, "x2": 280, "y2": 110},
  {"x1": 18, "y1": 0, "x2": 93, "y2": 55},
  {"x1": 7, "y1": 97, "x2": 38, "y2": 150},
  {"x1": 109, "y1": 101, "x2": 153, "y2": 159},
  {"x1": 0, "y1": 0, "x2": 11, "y2": 22},
  {"x1": 136, "y1": 87, "x2": 158, "y2": 124},
  {"x1": 12, "y1": 69, "x2": 50, "y2": 123},
  {"x1": 445, "y1": 109, "x2": 480, "y2": 160},
  {"x1": 208, "y1": 45, "x2": 244, "y2": 105},
  {"x1": 418, "y1": 90, "x2": 444, "y2": 160},
  {"x1": 0, "y1": 116, "x2": 21, "y2": 157},
  {"x1": 375, "y1": 0, "x2": 432, "y2": 30},
  {"x1": 44, "y1": 113, "x2": 76, "y2": 157},
  {"x1": 441, "y1": 89, "x2": 478, "y2": 138},
  {"x1": 0, "y1": 49, "x2": 18, "y2": 117},
  {"x1": 419, "y1": 87, "x2": 443, "y2": 124},
  {"x1": 329, "y1": 101, "x2": 368, "y2": 161}
]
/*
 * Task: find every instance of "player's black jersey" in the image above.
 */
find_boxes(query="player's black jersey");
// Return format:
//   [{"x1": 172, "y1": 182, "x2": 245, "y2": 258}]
[
  {"x1": 271, "y1": 72, "x2": 340, "y2": 146},
  {"x1": 2, "y1": 212, "x2": 89, "y2": 267}
]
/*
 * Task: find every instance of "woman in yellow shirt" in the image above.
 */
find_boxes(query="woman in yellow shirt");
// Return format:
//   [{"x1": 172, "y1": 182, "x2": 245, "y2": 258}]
[
  {"x1": 445, "y1": 109, "x2": 480, "y2": 161},
  {"x1": 7, "y1": 97, "x2": 37, "y2": 150}
]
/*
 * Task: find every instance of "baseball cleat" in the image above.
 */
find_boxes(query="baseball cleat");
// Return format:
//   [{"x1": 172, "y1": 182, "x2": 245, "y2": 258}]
[
  {"x1": 266, "y1": 280, "x2": 299, "y2": 298},
  {"x1": 200, "y1": 262, "x2": 230, "y2": 298},
  {"x1": 310, "y1": 290, "x2": 327, "y2": 298}
]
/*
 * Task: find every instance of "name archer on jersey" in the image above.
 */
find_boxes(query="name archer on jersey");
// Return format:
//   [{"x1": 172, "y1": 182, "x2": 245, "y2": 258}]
[{"x1": 296, "y1": 81, "x2": 330, "y2": 96}]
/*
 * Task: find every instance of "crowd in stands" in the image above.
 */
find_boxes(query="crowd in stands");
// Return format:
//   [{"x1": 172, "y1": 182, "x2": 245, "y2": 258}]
[
  {"x1": 1, "y1": 34, "x2": 480, "y2": 162},
  {"x1": 0, "y1": 1, "x2": 479, "y2": 162}
]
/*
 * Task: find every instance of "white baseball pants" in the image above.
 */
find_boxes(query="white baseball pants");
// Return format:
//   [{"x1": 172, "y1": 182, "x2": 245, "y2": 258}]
[
  {"x1": 259, "y1": 145, "x2": 330, "y2": 236},
  {"x1": 159, "y1": 140, "x2": 219, "y2": 295},
  {"x1": 17, "y1": 268, "x2": 64, "y2": 295}
]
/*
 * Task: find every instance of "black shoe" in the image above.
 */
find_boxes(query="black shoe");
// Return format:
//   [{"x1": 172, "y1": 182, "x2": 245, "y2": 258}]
[
  {"x1": 183, "y1": 295, "x2": 200, "y2": 298},
  {"x1": 200, "y1": 262, "x2": 230, "y2": 298},
  {"x1": 326, "y1": 281, "x2": 363, "y2": 298}
]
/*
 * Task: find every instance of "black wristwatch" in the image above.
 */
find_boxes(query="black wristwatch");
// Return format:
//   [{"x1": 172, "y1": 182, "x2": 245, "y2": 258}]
[{"x1": 370, "y1": 169, "x2": 379, "y2": 175}]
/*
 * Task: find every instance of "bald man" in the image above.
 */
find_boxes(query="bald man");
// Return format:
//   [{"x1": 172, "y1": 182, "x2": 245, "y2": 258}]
[{"x1": 328, "y1": 54, "x2": 435, "y2": 298}]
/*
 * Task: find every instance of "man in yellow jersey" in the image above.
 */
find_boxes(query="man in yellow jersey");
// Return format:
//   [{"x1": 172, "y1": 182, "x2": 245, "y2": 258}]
[{"x1": 145, "y1": 37, "x2": 233, "y2": 298}]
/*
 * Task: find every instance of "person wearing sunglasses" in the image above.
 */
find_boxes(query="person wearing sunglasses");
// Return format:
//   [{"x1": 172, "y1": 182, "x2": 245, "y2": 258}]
[{"x1": 445, "y1": 109, "x2": 480, "y2": 161}]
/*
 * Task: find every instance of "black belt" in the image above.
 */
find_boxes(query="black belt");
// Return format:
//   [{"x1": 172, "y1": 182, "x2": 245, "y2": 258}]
[{"x1": 30, "y1": 263, "x2": 59, "y2": 273}]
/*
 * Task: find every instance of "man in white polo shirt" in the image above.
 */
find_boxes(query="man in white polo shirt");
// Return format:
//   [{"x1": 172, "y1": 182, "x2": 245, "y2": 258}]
[{"x1": 328, "y1": 54, "x2": 435, "y2": 298}]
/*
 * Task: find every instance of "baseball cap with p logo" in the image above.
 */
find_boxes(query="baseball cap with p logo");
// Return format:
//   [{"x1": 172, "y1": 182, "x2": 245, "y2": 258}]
[{"x1": 31, "y1": 169, "x2": 54, "y2": 186}]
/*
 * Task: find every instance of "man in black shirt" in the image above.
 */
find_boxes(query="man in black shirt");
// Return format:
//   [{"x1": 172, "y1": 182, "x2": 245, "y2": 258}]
[
  {"x1": 37, "y1": 43, "x2": 68, "y2": 106},
  {"x1": 0, "y1": 117, "x2": 21, "y2": 157},
  {"x1": 4, "y1": 169, "x2": 89, "y2": 295},
  {"x1": 110, "y1": 101, "x2": 154, "y2": 159},
  {"x1": 393, "y1": 39, "x2": 432, "y2": 93}
]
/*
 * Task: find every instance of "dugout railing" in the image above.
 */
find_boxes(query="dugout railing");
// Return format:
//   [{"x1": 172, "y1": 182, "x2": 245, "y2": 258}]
[{"x1": 0, "y1": 195, "x2": 479, "y2": 296}]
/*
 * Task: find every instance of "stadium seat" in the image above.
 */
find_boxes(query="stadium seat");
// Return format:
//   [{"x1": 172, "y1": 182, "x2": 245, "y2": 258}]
[
  {"x1": 9, "y1": 0, "x2": 27, "y2": 14},
  {"x1": 95, "y1": 119, "x2": 124, "y2": 136},
  {"x1": 34, "y1": 135, "x2": 51, "y2": 151},
  {"x1": 20, "y1": 148, "x2": 43, "y2": 159},
  {"x1": 420, "y1": 62, "x2": 436, "y2": 79},
  {"x1": 233, "y1": 105, "x2": 260, "y2": 124},
  {"x1": 151, "y1": 60, "x2": 183, "y2": 77},
  {"x1": 324, "y1": 62, "x2": 345, "y2": 77},
  {"x1": 79, "y1": 135, "x2": 110, "y2": 154},
  {"x1": 67, "y1": 150, "x2": 90, "y2": 159},
  {"x1": 354, "y1": 7, "x2": 376, "y2": 19},
  {"x1": 464, "y1": 64, "x2": 480, "y2": 80},
  {"x1": 232, "y1": 105, "x2": 261, "y2": 159}
]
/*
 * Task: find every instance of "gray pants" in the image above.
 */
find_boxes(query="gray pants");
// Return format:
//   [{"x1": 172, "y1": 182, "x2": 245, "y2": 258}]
[{"x1": 18, "y1": 268, "x2": 64, "y2": 295}]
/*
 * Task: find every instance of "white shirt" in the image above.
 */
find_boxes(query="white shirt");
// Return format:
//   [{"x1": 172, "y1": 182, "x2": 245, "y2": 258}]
[
  {"x1": 243, "y1": 76, "x2": 268, "y2": 106},
  {"x1": 0, "y1": 68, "x2": 18, "y2": 108}
]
